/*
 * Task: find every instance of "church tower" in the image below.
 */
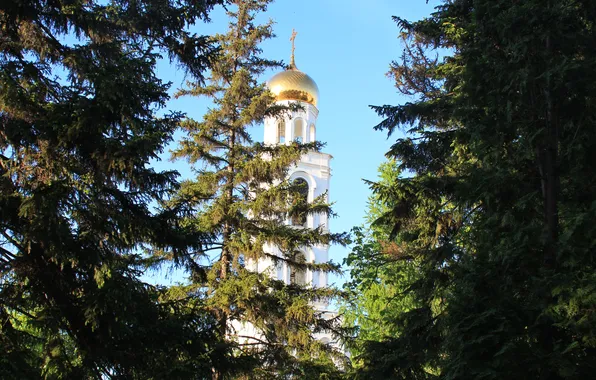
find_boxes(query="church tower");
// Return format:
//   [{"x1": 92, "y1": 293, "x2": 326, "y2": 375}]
[
  {"x1": 262, "y1": 30, "x2": 332, "y2": 312},
  {"x1": 235, "y1": 31, "x2": 338, "y2": 349}
]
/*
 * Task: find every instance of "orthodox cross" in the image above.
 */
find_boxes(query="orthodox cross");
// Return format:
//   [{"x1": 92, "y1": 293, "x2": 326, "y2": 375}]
[{"x1": 290, "y1": 29, "x2": 297, "y2": 68}]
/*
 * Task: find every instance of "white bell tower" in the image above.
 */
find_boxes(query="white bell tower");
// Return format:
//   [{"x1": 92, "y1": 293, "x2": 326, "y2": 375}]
[
  {"x1": 262, "y1": 31, "x2": 332, "y2": 311},
  {"x1": 235, "y1": 31, "x2": 338, "y2": 349}
]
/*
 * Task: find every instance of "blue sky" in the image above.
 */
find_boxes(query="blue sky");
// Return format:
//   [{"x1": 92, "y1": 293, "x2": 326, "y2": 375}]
[{"x1": 152, "y1": 0, "x2": 440, "y2": 285}]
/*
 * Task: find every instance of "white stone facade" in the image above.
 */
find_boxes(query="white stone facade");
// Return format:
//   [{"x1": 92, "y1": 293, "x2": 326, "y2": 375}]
[
  {"x1": 235, "y1": 97, "x2": 338, "y2": 346},
  {"x1": 263, "y1": 99, "x2": 331, "y2": 302}
]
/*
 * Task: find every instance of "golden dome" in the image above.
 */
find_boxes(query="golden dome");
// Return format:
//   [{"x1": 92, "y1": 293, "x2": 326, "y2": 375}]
[{"x1": 268, "y1": 66, "x2": 319, "y2": 107}]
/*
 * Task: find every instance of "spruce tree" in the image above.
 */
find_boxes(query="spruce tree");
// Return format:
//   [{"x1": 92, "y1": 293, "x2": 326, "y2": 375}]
[
  {"x1": 352, "y1": 0, "x2": 596, "y2": 378},
  {"x1": 0, "y1": 1, "x2": 229, "y2": 378},
  {"x1": 169, "y1": 0, "x2": 348, "y2": 377}
]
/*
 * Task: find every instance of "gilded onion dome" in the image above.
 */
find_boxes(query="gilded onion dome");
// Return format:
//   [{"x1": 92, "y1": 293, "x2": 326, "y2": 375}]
[
  {"x1": 267, "y1": 29, "x2": 319, "y2": 107},
  {"x1": 268, "y1": 66, "x2": 319, "y2": 107}
]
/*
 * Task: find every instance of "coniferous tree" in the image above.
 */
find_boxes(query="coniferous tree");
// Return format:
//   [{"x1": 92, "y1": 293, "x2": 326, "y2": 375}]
[
  {"x1": 168, "y1": 1, "x2": 348, "y2": 377},
  {"x1": 342, "y1": 160, "x2": 419, "y2": 362},
  {"x1": 0, "y1": 1, "x2": 230, "y2": 378},
  {"x1": 352, "y1": 0, "x2": 596, "y2": 379}
]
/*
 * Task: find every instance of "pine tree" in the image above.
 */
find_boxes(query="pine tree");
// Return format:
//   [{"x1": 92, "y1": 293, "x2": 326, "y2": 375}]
[
  {"x1": 168, "y1": 0, "x2": 348, "y2": 377},
  {"x1": 353, "y1": 0, "x2": 596, "y2": 378},
  {"x1": 0, "y1": 1, "x2": 230, "y2": 378}
]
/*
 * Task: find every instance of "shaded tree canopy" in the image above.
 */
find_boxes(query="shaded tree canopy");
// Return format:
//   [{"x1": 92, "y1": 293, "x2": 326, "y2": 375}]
[
  {"x1": 0, "y1": 0, "x2": 236, "y2": 378},
  {"x1": 351, "y1": 0, "x2": 596, "y2": 379}
]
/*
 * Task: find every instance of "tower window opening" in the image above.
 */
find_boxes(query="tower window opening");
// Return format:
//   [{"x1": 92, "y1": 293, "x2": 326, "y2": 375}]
[
  {"x1": 309, "y1": 124, "x2": 315, "y2": 143},
  {"x1": 291, "y1": 178, "x2": 309, "y2": 226},
  {"x1": 293, "y1": 118, "x2": 305, "y2": 143},
  {"x1": 277, "y1": 121, "x2": 285, "y2": 143},
  {"x1": 289, "y1": 252, "x2": 307, "y2": 285}
]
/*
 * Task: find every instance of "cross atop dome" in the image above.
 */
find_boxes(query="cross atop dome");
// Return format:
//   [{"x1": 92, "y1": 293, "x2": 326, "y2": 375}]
[
  {"x1": 289, "y1": 29, "x2": 297, "y2": 69},
  {"x1": 266, "y1": 29, "x2": 320, "y2": 107}
]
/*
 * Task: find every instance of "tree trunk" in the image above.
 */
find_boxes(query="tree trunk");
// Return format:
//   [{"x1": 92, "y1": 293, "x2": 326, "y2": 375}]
[
  {"x1": 213, "y1": 127, "x2": 236, "y2": 380},
  {"x1": 538, "y1": 29, "x2": 560, "y2": 380}
]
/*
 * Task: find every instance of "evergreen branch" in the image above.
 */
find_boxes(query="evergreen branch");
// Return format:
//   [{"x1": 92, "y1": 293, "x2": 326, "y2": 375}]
[
  {"x1": 235, "y1": 335, "x2": 284, "y2": 347},
  {"x1": 0, "y1": 231, "x2": 24, "y2": 254},
  {"x1": 0, "y1": 245, "x2": 18, "y2": 261},
  {"x1": 0, "y1": 301, "x2": 38, "y2": 320}
]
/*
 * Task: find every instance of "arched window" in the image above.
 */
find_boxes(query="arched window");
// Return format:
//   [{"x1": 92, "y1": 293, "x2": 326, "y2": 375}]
[
  {"x1": 277, "y1": 121, "x2": 285, "y2": 144},
  {"x1": 293, "y1": 118, "x2": 305, "y2": 142},
  {"x1": 291, "y1": 178, "x2": 308, "y2": 226},
  {"x1": 309, "y1": 124, "x2": 316, "y2": 142},
  {"x1": 289, "y1": 252, "x2": 307, "y2": 285}
]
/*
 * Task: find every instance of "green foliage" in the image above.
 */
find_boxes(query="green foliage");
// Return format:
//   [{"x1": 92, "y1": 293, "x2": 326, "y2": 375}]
[
  {"x1": 0, "y1": 0, "x2": 233, "y2": 378},
  {"x1": 342, "y1": 160, "x2": 420, "y2": 361},
  {"x1": 351, "y1": 0, "x2": 596, "y2": 379},
  {"x1": 166, "y1": 0, "x2": 349, "y2": 377}
]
